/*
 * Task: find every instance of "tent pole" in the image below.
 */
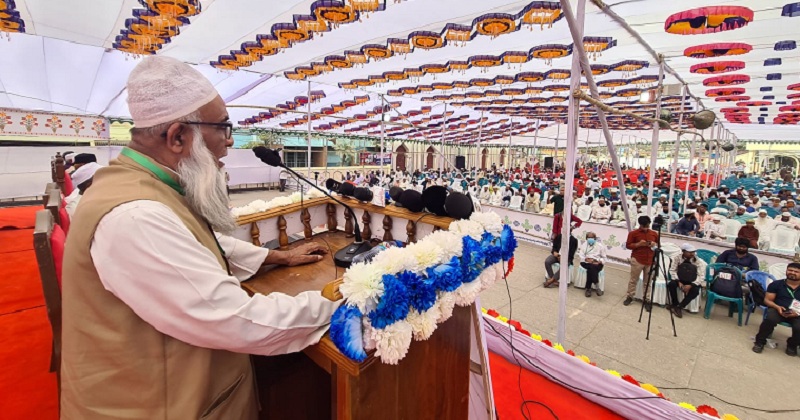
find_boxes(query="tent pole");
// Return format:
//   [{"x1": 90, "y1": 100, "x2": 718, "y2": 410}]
[
  {"x1": 306, "y1": 80, "x2": 312, "y2": 177},
  {"x1": 477, "y1": 111, "x2": 484, "y2": 170},
  {"x1": 646, "y1": 58, "x2": 666, "y2": 218},
  {"x1": 556, "y1": 0, "x2": 586, "y2": 346},
  {"x1": 666, "y1": 84, "x2": 688, "y2": 231},
  {"x1": 560, "y1": 0, "x2": 633, "y2": 231},
  {"x1": 532, "y1": 120, "x2": 540, "y2": 169},
  {"x1": 508, "y1": 118, "x2": 513, "y2": 168},
  {"x1": 685, "y1": 132, "x2": 697, "y2": 210},
  {"x1": 440, "y1": 103, "x2": 447, "y2": 171},
  {"x1": 697, "y1": 129, "x2": 704, "y2": 198},
  {"x1": 380, "y1": 94, "x2": 386, "y2": 177}
]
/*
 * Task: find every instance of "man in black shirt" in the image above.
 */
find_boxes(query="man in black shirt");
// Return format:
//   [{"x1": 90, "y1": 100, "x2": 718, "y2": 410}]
[
  {"x1": 717, "y1": 238, "x2": 760, "y2": 272},
  {"x1": 544, "y1": 231, "x2": 578, "y2": 288},
  {"x1": 753, "y1": 263, "x2": 800, "y2": 355}
]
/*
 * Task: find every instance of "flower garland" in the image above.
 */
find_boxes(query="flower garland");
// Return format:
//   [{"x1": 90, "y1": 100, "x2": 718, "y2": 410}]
[
  {"x1": 482, "y1": 308, "x2": 741, "y2": 420},
  {"x1": 231, "y1": 189, "x2": 326, "y2": 217},
  {"x1": 330, "y1": 212, "x2": 517, "y2": 365}
]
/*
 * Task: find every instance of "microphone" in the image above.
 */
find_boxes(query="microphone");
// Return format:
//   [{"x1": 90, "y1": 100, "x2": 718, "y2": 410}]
[{"x1": 253, "y1": 147, "x2": 372, "y2": 268}]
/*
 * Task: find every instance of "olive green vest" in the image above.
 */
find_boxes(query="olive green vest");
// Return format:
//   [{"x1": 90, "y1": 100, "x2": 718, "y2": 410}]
[{"x1": 60, "y1": 150, "x2": 257, "y2": 419}]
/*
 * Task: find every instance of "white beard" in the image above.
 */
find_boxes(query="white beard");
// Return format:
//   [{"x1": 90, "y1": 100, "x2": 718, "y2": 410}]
[{"x1": 177, "y1": 130, "x2": 237, "y2": 234}]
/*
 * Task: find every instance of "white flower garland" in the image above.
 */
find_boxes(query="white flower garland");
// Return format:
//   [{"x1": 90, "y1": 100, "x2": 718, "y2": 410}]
[{"x1": 230, "y1": 188, "x2": 326, "y2": 218}]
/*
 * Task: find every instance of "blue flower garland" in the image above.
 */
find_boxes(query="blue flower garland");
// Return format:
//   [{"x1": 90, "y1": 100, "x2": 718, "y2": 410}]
[
  {"x1": 330, "y1": 223, "x2": 517, "y2": 363},
  {"x1": 329, "y1": 304, "x2": 367, "y2": 362}
]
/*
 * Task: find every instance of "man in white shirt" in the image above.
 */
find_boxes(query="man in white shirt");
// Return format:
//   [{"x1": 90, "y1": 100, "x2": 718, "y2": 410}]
[
  {"x1": 591, "y1": 197, "x2": 611, "y2": 223},
  {"x1": 754, "y1": 209, "x2": 775, "y2": 250},
  {"x1": 60, "y1": 56, "x2": 339, "y2": 418},
  {"x1": 704, "y1": 215, "x2": 727, "y2": 241},
  {"x1": 64, "y1": 162, "x2": 103, "y2": 219},
  {"x1": 578, "y1": 232, "x2": 607, "y2": 298}
]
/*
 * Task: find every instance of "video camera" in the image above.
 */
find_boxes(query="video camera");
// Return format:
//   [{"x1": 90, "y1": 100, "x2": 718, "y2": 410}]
[{"x1": 651, "y1": 215, "x2": 665, "y2": 231}]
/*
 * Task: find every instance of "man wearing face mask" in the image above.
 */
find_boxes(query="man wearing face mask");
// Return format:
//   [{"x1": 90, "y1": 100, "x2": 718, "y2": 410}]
[
  {"x1": 578, "y1": 232, "x2": 607, "y2": 297},
  {"x1": 753, "y1": 263, "x2": 800, "y2": 355},
  {"x1": 666, "y1": 244, "x2": 706, "y2": 318},
  {"x1": 624, "y1": 216, "x2": 659, "y2": 309}
]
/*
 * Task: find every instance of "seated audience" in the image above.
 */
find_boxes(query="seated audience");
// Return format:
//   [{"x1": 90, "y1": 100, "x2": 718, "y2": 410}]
[
  {"x1": 716, "y1": 238, "x2": 759, "y2": 272},
  {"x1": 753, "y1": 263, "x2": 800, "y2": 355},
  {"x1": 737, "y1": 219, "x2": 759, "y2": 248},
  {"x1": 704, "y1": 215, "x2": 727, "y2": 241},
  {"x1": 578, "y1": 232, "x2": 606, "y2": 298},
  {"x1": 674, "y1": 210, "x2": 700, "y2": 237},
  {"x1": 65, "y1": 162, "x2": 103, "y2": 218},
  {"x1": 544, "y1": 229, "x2": 578, "y2": 288},
  {"x1": 666, "y1": 244, "x2": 705, "y2": 318}
]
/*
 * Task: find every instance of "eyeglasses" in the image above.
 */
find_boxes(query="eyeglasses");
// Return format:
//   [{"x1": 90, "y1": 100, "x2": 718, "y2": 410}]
[{"x1": 185, "y1": 121, "x2": 233, "y2": 140}]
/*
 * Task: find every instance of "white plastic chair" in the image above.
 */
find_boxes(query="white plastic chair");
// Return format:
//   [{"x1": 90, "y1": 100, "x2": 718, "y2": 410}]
[
  {"x1": 769, "y1": 225, "x2": 800, "y2": 254},
  {"x1": 660, "y1": 242, "x2": 682, "y2": 259},
  {"x1": 572, "y1": 265, "x2": 605, "y2": 291},
  {"x1": 723, "y1": 219, "x2": 744, "y2": 242},
  {"x1": 509, "y1": 196, "x2": 523, "y2": 211},
  {"x1": 769, "y1": 263, "x2": 788, "y2": 279},
  {"x1": 576, "y1": 205, "x2": 593, "y2": 221}
]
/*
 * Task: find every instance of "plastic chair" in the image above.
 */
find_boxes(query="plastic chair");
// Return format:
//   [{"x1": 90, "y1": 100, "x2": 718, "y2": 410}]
[
  {"x1": 768, "y1": 263, "x2": 788, "y2": 279},
  {"x1": 572, "y1": 264, "x2": 605, "y2": 291},
  {"x1": 576, "y1": 205, "x2": 593, "y2": 221},
  {"x1": 723, "y1": 219, "x2": 744, "y2": 242},
  {"x1": 768, "y1": 225, "x2": 800, "y2": 254},
  {"x1": 704, "y1": 264, "x2": 745, "y2": 326},
  {"x1": 695, "y1": 249, "x2": 719, "y2": 265},
  {"x1": 660, "y1": 242, "x2": 682, "y2": 259},
  {"x1": 509, "y1": 195, "x2": 523, "y2": 211},
  {"x1": 744, "y1": 271, "x2": 777, "y2": 326}
]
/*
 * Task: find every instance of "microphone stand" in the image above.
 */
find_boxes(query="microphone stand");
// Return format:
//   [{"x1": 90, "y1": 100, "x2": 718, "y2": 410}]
[{"x1": 276, "y1": 163, "x2": 372, "y2": 268}]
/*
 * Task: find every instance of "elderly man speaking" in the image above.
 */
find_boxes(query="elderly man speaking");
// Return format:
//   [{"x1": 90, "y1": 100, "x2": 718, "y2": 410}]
[{"x1": 60, "y1": 57, "x2": 339, "y2": 419}]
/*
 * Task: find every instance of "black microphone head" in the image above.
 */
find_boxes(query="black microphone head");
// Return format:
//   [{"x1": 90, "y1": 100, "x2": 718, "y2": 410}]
[
  {"x1": 325, "y1": 178, "x2": 341, "y2": 192},
  {"x1": 353, "y1": 187, "x2": 374, "y2": 202},
  {"x1": 422, "y1": 185, "x2": 449, "y2": 216},
  {"x1": 338, "y1": 182, "x2": 356, "y2": 197},
  {"x1": 445, "y1": 192, "x2": 474, "y2": 220},
  {"x1": 399, "y1": 190, "x2": 424, "y2": 213},
  {"x1": 253, "y1": 146, "x2": 282, "y2": 167},
  {"x1": 389, "y1": 186, "x2": 404, "y2": 201}
]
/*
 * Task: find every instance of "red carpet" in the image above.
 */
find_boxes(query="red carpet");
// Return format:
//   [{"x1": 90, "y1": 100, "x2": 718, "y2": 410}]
[
  {"x1": 0, "y1": 228, "x2": 34, "y2": 254},
  {"x1": 0, "y1": 205, "x2": 39, "y2": 229},
  {"x1": 489, "y1": 352, "x2": 625, "y2": 420},
  {"x1": 0, "y1": 250, "x2": 46, "y2": 315}
]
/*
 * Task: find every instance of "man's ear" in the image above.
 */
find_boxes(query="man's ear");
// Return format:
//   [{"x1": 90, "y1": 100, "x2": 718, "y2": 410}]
[{"x1": 165, "y1": 122, "x2": 189, "y2": 154}]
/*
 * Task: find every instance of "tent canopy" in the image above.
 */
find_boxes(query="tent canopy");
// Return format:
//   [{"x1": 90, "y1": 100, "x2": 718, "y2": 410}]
[{"x1": 0, "y1": 0, "x2": 797, "y2": 144}]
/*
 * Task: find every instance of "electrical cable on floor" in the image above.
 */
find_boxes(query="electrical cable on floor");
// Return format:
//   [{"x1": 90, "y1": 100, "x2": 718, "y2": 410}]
[
  {"x1": 499, "y1": 236, "x2": 559, "y2": 420},
  {"x1": 652, "y1": 386, "x2": 800, "y2": 414}
]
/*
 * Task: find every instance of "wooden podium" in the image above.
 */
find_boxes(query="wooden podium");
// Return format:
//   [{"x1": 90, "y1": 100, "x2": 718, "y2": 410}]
[{"x1": 235, "y1": 198, "x2": 472, "y2": 419}]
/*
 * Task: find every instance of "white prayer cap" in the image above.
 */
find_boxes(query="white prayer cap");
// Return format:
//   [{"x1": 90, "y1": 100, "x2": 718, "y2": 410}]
[
  {"x1": 713, "y1": 215, "x2": 722, "y2": 221},
  {"x1": 783, "y1": 212, "x2": 792, "y2": 217},
  {"x1": 126, "y1": 56, "x2": 219, "y2": 128},
  {"x1": 72, "y1": 162, "x2": 102, "y2": 186},
  {"x1": 758, "y1": 209, "x2": 767, "y2": 214},
  {"x1": 685, "y1": 209, "x2": 695, "y2": 214},
  {"x1": 681, "y1": 244, "x2": 696, "y2": 252},
  {"x1": 738, "y1": 205, "x2": 746, "y2": 209},
  {"x1": 660, "y1": 194, "x2": 667, "y2": 198}
]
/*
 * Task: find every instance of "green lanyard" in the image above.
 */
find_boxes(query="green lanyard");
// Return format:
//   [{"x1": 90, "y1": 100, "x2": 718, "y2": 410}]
[
  {"x1": 120, "y1": 148, "x2": 231, "y2": 274},
  {"x1": 120, "y1": 148, "x2": 185, "y2": 196},
  {"x1": 788, "y1": 286, "x2": 797, "y2": 300}
]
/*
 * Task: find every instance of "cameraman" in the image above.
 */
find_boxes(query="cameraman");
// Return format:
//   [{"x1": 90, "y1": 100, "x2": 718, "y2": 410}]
[
  {"x1": 666, "y1": 244, "x2": 706, "y2": 318},
  {"x1": 624, "y1": 216, "x2": 660, "y2": 310}
]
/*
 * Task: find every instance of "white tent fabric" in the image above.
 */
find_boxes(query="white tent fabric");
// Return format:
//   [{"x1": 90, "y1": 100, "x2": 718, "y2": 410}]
[{"x1": 0, "y1": 0, "x2": 797, "y2": 142}]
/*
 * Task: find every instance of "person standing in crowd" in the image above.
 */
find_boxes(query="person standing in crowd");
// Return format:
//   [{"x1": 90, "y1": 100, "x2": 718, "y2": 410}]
[
  {"x1": 578, "y1": 232, "x2": 606, "y2": 297},
  {"x1": 752, "y1": 263, "x2": 800, "y2": 355},
  {"x1": 624, "y1": 216, "x2": 659, "y2": 310},
  {"x1": 717, "y1": 238, "x2": 760, "y2": 272},
  {"x1": 278, "y1": 168, "x2": 289, "y2": 192},
  {"x1": 666, "y1": 244, "x2": 706, "y2": 318},
  {"x1": 544, "y1": 227, "x2": 579, "y2": 289}
]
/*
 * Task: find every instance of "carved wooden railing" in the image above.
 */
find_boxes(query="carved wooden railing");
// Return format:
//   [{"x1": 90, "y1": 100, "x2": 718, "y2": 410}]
[{"x1": 234, "y1": 196, "x2": 453, "y2": 249}]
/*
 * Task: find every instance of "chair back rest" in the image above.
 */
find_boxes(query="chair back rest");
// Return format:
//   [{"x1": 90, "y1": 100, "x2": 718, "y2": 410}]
[
  {"x1": 576, "y1": 205, "x2": 592, "y2": 220},
  {"x1": 509, "y1": 196, "x2": 523, "y2": 209},
  {"x1": 33, "y1": 210, "x2": 64, "y2": 370},
  {"x1": 707, "y1": 263, "x2": 744, "y2": 298},
  {"x1": 770, "y1": 225, "x2": 799, "y2": 251},
  {"x1": 723, "y1": 219, "x2": 743, "y2": 236},
  {"x1": 745, "y1": 270, "x2": 776, "y2": 290},
  {"x1": 46, "y1": 187, "x2": 62, "y2": 225},
  {"x1": 43, "y1": 182, "x2": 57, "y2": 207},
  {"x1": 660, "y1": 242, "x2": 682, "y2": 258},
  {"x1": 768, "y1": 263, "x2": 789, "y2": 279},
  {"x1": 695, "y1": 249, "x2": 719, "y2": 265}
]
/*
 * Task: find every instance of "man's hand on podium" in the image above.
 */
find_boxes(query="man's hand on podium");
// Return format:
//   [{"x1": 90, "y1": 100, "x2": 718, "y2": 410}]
[{"x1": 263, "y1": 242, "x2": 329, "y2": 267}]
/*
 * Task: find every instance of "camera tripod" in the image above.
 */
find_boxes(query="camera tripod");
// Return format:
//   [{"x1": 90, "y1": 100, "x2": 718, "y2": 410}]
[{"x1": 637, "y1": 225, "x2": 678, "y2": 340}]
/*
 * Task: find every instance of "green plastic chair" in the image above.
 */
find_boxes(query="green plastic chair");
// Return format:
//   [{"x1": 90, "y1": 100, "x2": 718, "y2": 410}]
[
  {"x1": 695, "y1": 249, "x2": 719, "y2": 265},
  {"x1": 704, "y1": 264, "x2": 745, "y2": 326}
]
